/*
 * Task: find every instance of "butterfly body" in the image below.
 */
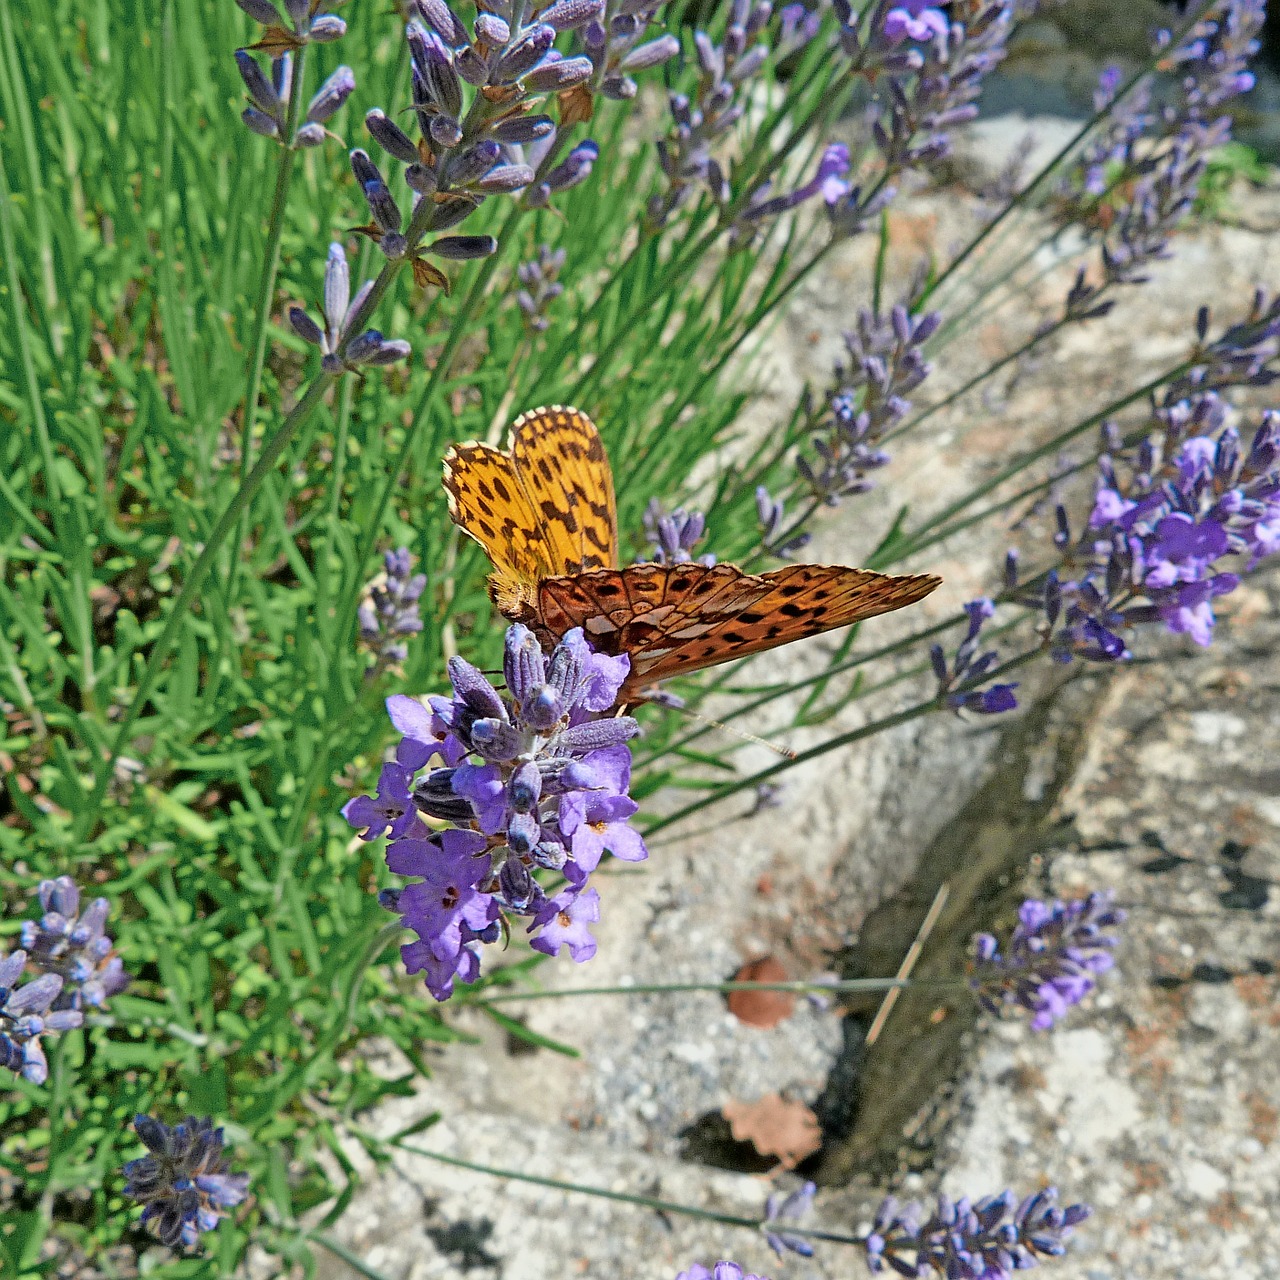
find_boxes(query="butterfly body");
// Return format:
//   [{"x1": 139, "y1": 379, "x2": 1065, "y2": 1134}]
[{"x1": 444, "y1": 406, "x2": 940, "y2": 702}]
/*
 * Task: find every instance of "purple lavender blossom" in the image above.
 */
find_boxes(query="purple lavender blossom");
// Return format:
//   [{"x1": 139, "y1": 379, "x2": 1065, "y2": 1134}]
[
  {"x1": 757, "y1": 486, "x2": 814, "y2": 558},
  {"x1": 344, "y1": 624, "x2": 646, "y2": 999},
  {"x1": 794, "y1": 304, "x2": 939, "y2": 507},
  {"x1": 236, "y1": 0, "x2": 346, "y2": 44},
  {"x1": 731, "y1": 144, "x2": 853, "y2": 244},
  {"x1": 515, "y1": 245, "x2": 567, "y2": 332},
  {"x1": 930, "y1": 598, "x2": 1019, "y2": 715},
  {"x1": 827, "y1": 0, "x2": 1013, "y2": 237},
  {"x1": 764, "y1": 1181, "x2": 817, "y2": 1258},
  {"x1": 288, "y1": 242, "x2": 410, "y2": 372},
  {"x1": 641, "y1": 499, "x2": 716, "y2": 566},
  {"x1": 648, "y1": 0, "x2": 775, "y2": 230},
  {"x1": 677, "y1": 1265, "x2": 771, "y2": 1280},
  {"x1": 20, "y1": 877, "x2": 131, "y2": 1012},
  {"x1": 970, "y1": 893, "x2": 1125, "y2": 1030},
  {"x1": 358, "y1": 547, "x2": 427, "y2": 674},
  {"x1": 122, "y1": 1115, "x2": 249, "y2": 1250},
  {"x1": 866, "y1": 1187, "x2": 1090, "y2": 1278},
  {"x1": 0, "y1": 951, "x2": 84, "y2": 1085}
]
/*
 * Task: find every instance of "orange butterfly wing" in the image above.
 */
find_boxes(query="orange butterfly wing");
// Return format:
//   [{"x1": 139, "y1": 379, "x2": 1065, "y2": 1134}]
[
  {"x1": 443, "y1": 405, "x2": 619, "y2": 615},
  {"x1": 530, "y1": 562, "x2": 941, "y2": 701}
]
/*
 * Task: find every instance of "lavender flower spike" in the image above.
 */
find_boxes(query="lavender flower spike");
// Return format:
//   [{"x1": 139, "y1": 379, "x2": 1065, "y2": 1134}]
[
  {"x1": 0, "y1": 951, "x2": 84, "y2": 1085},
  {"x1": 288, "y1": 242, "x2": 410, "y2": 373},
  {"x1": 349, "y1": 624, "x2": 644, "y2": 1000},
  {"x1": 358, "y1": 547, "x2": 428, "y2": 675},
  {"x1": 764, "y1": 1181, "x2": 817, "y2": 1258},
  {"x1": 640, "y1": 499, "x2": 716, "y2": 566},
  {"x1": 970, "y1": 893, "x2": 1126, "y2": 1030},
  {"x1": 21, "y1": 876, "x2": 131, "y2": 1011},
  {"x1": 866, "y1": 1187, "x2": 1090, "y2": 1278},
  {"x1": 930, "y1": 598, "x2": 1019, "y2": 715},
  {"x1": 122, "y1": 1116, "x2": 250, "y2": 1250}
]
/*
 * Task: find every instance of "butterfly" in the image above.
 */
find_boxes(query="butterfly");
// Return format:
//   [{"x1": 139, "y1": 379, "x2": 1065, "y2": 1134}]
[{"x1": 443, "y1": 406, "x2": 941, "y2": 703}]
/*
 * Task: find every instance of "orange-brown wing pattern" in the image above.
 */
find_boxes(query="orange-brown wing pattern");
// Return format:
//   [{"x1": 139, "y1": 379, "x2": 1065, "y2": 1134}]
[
  {"x1": 443, "y1": 405, "x2": 618, "y2": 616},
  {"x1": 531, "y1": 562, "x2": 941, "y2": 700},
  {"x1": 508, "y1": 406, "x2": 618, "y2": 575}
]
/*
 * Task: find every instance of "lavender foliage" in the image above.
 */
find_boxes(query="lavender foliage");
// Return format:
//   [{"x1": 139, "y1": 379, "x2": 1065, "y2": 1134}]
[
  {"x1": 344, "y1": 624, "x2": 646, "y2": 999},
  {"x1": 970, "y1": 894, "x2": 1125, "y2": 1031},
  {"x1": 122, "y1": 1115, "x2": 250, "y2": 1250},
  {"x1": 866, "y1": 1187, "x2": 1090, "y2": 1278}
]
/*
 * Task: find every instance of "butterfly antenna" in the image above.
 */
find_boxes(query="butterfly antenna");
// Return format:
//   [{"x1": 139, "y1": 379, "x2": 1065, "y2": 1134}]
[{"x1": 658, "y1": 702, "x2": 797, "y2": 759}]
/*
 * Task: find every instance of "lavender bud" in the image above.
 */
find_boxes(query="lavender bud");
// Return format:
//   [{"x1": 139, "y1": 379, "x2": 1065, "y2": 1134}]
[
  {"x1": 364, "y1": 180, "x2": 403, "y2": 234},
  {"x1": 430, "y1": 234, "x2": 498, "y2": 259},
  {"x1": 448, "y1": 139, "x2": 501, "y2": 186},
  {"x1": 620, "y1": 34, "x2": 681, "y2": 71},
  {"x1": 508, "y1": 761, "x2": 543, "y2": 812},
  {"x1": 556, "y1": 717, "x2": 640, "y2": 752},
  {"x1": 236, "y1": 50, "x2": 281, "y2": 115},
  {"x1": 308, "y1": 15, "x2": 347, "y2": 40},
  {"x1": 542, "y1": 139, "x2": 598, "y2": 192},
  {"x1": 237, "y1": 0, "x2": 282, "y2": 20},
  {"x1": 523, "y1": 55, "x2": 594, "y2": 91},
  {"x1": 366, "y1": 109, "x2": 421, "y2": 164},
  {"x1": 476, "y1": 163, "x2": 535, "y2": 192},
  {"x1": 415, "y1": 0, "x2": 470, "y2": 47},
  {"x1": 428, "y1": 197, "x2": 475, "y2": 231},
  {"x1": 306, "y1": 65, "x2": 355, "y2": 123},
  {"x1": 539, "y1": 0, "x2": 604, "y2": 29},
  {"x1": 493, "y1": 23, "x2": 555, "y2": 83},
  {"x1": 350, "y1": 148, "x2": 383, "y2": 189},
  {"x1": 470, "y1": 718, "x2": 524, "y2": 761},
  {"x1": 409, "y1": 25, "x2": 464, "y2": 117},
  {"x1": 455, "y1": 46, "x2": 491, "y2": 85},
  {"x1": 600, "y1": 74, "x2": 637, "y2": 99},
  {"x1": 489, "y1": 114, "x2": 556, "y2": 144},
  {"x1": 293, "y1": 122, "x2": 326, "y2": 147},
  {"x1": 406, "y1": 163, "x2": 438, "y2": 193},
  {"x1": 242, "y1": 107, "x2": 281, "y2": 138},
  {"x1": 429, "y1": 115, "x2": 464, "y2": 149},
  {"x1": 289, "y1": 306, "x2": 324, "y2": 346},
  {"x1": 474, "y1": 13, "x2": 511, "y2": 44},
  {"x1": 449, "y1": 655, "x2": 508, "y2": 720}
]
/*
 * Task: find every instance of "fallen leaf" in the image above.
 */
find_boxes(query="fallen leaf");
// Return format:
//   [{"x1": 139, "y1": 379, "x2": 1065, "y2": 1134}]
[
  {"x1": 727, "y1": 955, "x2": 795, "y2": 1029},
  {"x1": 722, "y1": 1094, "x2": 821, "y2": 1170}
]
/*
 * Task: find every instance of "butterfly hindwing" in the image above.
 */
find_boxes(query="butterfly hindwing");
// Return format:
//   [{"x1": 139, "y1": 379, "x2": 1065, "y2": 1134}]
[
  {"x1": 444, "y1": 405, "x2": 619, "y2": 615},
  {"x1": 536, "y1": 562, "x2": 942, "y2": 700}
]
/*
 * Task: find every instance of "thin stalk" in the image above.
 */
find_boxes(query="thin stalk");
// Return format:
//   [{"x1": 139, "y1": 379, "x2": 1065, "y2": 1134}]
[
  {"x1": 643, "y1": 649, "x2": 1040, "y2": 839},
  {"x1": 473, "y1": 976, "x2": 968, "y2": 1003},
  {"x1": 76, "y1": 371, "x2": 337, "y2": 838},
  {"x1": 230, "y1": 45, "x2": 310, "y2": 596},
  {"x1": 390, "y1": 1142, "x2": 867, "y2": 1248},
  {"x1": 917, "y1": 0, "x2": 1219, "y2": 311}
]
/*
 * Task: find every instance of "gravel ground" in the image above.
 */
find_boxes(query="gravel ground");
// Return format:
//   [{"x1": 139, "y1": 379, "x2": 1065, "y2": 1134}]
[{"x1": 306, "y1": 123, "x2": 1280, "y2": 1280}]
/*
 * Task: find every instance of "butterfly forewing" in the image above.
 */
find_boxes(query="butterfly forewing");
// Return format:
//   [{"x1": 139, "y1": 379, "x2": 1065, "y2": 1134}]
[
  {"x1": 536, "y1": 563, "x2": 942, "y2": 701},
  {"x1": 443, "y1": 405, "x2": 619, "y2": 615}
]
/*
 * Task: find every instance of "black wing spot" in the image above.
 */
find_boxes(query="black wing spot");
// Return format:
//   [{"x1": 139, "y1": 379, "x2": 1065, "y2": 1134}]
[
  {"x1": 738, "y1": 611, "x2": 765, "y2": 624},
  {"x1": 779, "y1": 582, "x2": 804, "y2": 597},
  {"x1": 493, "y1": 476, "x2": 512, "y2": 502},
  {"x1": 779, "y1": 602, "x2": 805, "y2": 617},
  {"x1": 595, "y1": 581, "x2": 622, "y2": 598}
]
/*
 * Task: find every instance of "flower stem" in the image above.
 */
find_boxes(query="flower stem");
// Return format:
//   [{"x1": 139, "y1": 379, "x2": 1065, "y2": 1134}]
[{"x1": 76, "y1": 370, "x2": 336, "y2": 838}]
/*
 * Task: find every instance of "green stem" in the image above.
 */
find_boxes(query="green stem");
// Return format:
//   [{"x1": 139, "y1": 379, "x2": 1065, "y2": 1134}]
[
  {"x1": 77, "y1": 371, "x2": 336, "y2": 838},
  {"x1": 233, "y1": 44, "x2": 310, "y2": 553},
  {"x1": 389, "y1": 1142, "x2": 866, "y2": 1247},
  {"x1": 473, "y1": 977, "x2": 965, "y2": 1003}
]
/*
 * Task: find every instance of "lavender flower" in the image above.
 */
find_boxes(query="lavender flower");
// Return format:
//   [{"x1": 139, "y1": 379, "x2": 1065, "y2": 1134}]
[
  {"x1": 731, "y1": 143, "x2": 853, "y2": 245},
  {"x1": 756, "y1": 486, "x2": 813, "y2": 558},
  {"x1": 344, "y1": 624, "x2": 646, "y2": 999},
  {"x1": 970, "y1": 894, "x2": 1125, "y2": 1030},
  {"x1": 288, "y1": 242, "x2": 411, "y2": 373},
  {"x1": 929, "y1": 599, "x2": 1018, "y2": 715},
  {"x1": 866, "y1": 1187, "x2": 1090, "y2": 1278},
  {"x1": 358, "y1": 548, "x2": 427, "y2": 674},
  {"x1": 0, "y1": 951, "x2": 83, "y2": 1085},
  {"x1": 827, "y1": 0, "x2": 1013, "y2": 237},
  {"x1": 678, "y1": 1265, "x2": 771, "y2": 1280},
  {"x1": 122, "y1": 1115, "x2": 249, "y2": 1250},
  {"x1": 641, "y1": 499, "x2": 716, "y2": 566},
  {"x1": 235, "y1": 0, "x2": 347, "y2": 45},
  {"x1": 20, "y1": 877, "x2": 131, "y2": 1012},
  {"x1": 515, "y1": 245, "x2": 567, "y2": 332},
  {"x1": 764, "y1": 1181, "x2": 817, "y2": 1258},
  {"x1": 648, "y1": 0, "x2": 775, "y2": 230},
  {"x1": 795, "y1": 304, "x2": 939, "y2": 506}
]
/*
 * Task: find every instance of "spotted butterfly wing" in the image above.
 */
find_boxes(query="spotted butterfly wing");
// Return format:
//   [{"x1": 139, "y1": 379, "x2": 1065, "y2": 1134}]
[
  {"x1": 444, "y1": 405, "x2": 941, "y2": 701},
  {"x1": 524, "y1": 562, "x2": 941, "y2": 701},
  {"x1": 443, "y1": 405, "x2": 618, "y2": 615}
]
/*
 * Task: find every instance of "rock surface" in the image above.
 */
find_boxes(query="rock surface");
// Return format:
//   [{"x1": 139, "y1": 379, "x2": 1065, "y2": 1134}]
[{"x1": 310, "y1": 139, "x2": 1280, "y2": 1280}]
